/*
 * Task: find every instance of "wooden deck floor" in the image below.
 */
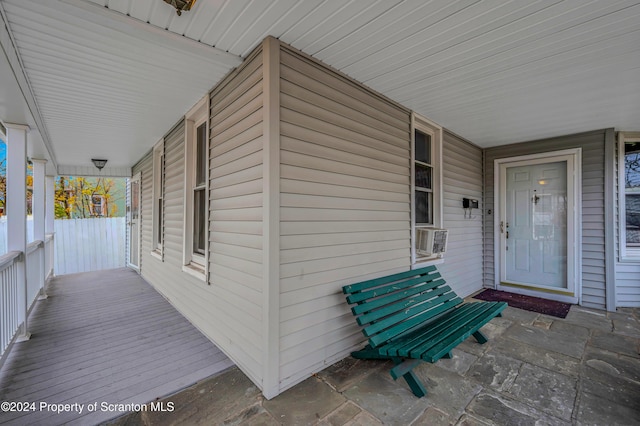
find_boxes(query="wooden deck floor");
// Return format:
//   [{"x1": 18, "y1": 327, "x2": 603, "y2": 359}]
[{"x1": 0, "y1": 268, "x2": 234, "y2": 425}]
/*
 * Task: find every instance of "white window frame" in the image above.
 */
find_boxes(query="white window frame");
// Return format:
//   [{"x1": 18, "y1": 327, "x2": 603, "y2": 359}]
[
  {"x1": 618, "y1": 131, "x2": 640, "y2": 262},
  {"x1": 411, "y1": 113, "x2": 443, "y2": 266},
  {"x1": 151, "y1": 139, "x2": 164, "y2": 259},
  {"x1": 183, "y1": 96, "x2": 209, "y2": 280}
]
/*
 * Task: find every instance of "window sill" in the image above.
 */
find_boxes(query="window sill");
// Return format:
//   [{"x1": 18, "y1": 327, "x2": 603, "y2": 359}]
[
  {"x1": 412, "y1": 257, "x2": 445, "y2": 268},
  {"x1": 150, "y1": 250, "x2": 163, "y2": 261},
  {"x1": 619, "y1": 256, "x2": 640, "y2": 264},
  {"x1": 182, "y1": 263, "x2": 206, "y2": 282}
]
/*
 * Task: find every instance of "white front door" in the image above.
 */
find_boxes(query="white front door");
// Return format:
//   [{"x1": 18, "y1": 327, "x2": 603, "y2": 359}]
[
  {"x1": 496, "y1": 150, "x2": 581, "y2": 303},
  {"x1": 127, "y1": 173, "x2": 141, "y2": 271}
]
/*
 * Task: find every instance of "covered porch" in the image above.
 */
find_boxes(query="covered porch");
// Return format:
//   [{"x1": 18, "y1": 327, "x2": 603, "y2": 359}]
[
  {"x1": 116, "y1": 304, "x2": 640, "y2": 425},
  {"x1": 2, "y1": 268, "x2": 638, "y2": 425},
  {"x1": 0, "y1": 268, "x2": 233, "y2": 425}
]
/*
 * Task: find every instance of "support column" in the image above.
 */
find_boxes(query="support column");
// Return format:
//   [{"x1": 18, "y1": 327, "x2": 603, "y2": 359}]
[
  {"x1": 45, "y1": 175, "x2": 55, "y2": 234},
  {"x1": 45, "y1": 175, "x2": 55, "y2": 281},
  {"x1": 32, "y1": 159, "x2": 47, "y2": 299},
  {"x1": 5, "y1": 123, "x2": 30, "y2": 341}
]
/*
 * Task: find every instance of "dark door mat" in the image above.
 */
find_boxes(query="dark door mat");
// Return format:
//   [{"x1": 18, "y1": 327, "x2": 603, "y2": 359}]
[{"x1": 473, "y1": 289, "x2": 572, "y2": 318}]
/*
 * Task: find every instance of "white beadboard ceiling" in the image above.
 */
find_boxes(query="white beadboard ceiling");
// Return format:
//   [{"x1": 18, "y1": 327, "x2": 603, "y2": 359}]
[{"x1": 1, "y1": 0, "x2": 640, "y2": 175}]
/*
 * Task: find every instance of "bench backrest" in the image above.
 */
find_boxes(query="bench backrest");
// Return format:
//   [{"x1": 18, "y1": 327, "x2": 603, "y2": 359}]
[{"x1": 342, "y1": 265, "x2": 463, "y2": 348}]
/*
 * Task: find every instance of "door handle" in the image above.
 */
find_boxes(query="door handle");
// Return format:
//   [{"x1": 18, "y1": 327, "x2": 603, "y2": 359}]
[{"x1": 500, "y1": 221, "x2": 504, "y2": 233}]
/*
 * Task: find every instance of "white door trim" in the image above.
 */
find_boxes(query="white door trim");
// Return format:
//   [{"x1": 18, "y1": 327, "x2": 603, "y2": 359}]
[
  {"x1": 127, "y1": 172, "x2": 141, "y2": 272},
  {"x1": 493, "y1": 149, "x2": 582, "y2": 304}
]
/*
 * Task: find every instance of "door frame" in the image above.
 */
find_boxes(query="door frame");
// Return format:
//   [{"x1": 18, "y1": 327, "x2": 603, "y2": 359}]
[
  {"x1": 494, "y1": 148, "x2": 582, "y2": 304},
  {"x1": 127, "y1": 172, "x2": 141, "y2": 272}
]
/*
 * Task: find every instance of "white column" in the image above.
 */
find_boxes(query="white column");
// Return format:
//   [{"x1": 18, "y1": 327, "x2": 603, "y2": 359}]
[
  {"x1": 45, "y1": 175, "x2": 55, "y2": 282},
  {"x1": 5, "y1": 123, "x2": 30, "y2": 341},
  {"x1": 45, "y1": 175, "x2": 55, "y2": 234},
  {"x1": 32, "y1": 159, "x2": 47, "y2": 299},
  {"x1": 32, "y1": 159, "x2": 46, "y2": 242}
]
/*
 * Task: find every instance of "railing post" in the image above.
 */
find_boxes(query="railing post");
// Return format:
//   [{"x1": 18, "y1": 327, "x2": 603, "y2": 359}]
[
  {"x1": 32, "y1": 159, "x2": 47, "y2": 299},
  {"x1": 46, "y1": 175, "x2": 55, "y2": 280},
  {"x1": 5, "y1": 123, "x2": 30, "y2": 342}
]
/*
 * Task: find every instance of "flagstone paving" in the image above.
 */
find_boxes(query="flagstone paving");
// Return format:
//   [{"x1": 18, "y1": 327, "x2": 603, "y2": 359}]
[{"x1": 112, "y1": 305, "x2": 640, "y2": 426}]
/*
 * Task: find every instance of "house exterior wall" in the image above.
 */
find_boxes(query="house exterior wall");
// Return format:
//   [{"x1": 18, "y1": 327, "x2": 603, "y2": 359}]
[
  {"x1": 208, "y1": 45, "x2": 265, "y2": 387},
  {"x1": 439, "y1": 131, "x2": 484, "y2": 297},
  {"x1": 131, "y1": 37, "x2": 489, "y2": 398},
  {"x1": 483, "y1": 129, "x2": 612, "y2": 310},
  {"x1": 132, "y1": 67, "x2": 266, "y2": 389},
  {"x1": 277, "y1": 44, "x2": 413, "y2": 391}
]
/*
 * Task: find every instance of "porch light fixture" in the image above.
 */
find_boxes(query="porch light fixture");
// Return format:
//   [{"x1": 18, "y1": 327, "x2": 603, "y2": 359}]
[
  {"x1": 91, "y1": 159, "x2": 108, "y2": 170},
  {"x1": 163, "y1": 0, "x2": 197, "y2": 16}
]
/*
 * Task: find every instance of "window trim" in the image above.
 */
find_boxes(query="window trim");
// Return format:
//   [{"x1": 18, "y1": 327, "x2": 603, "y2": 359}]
[
  {"x1": 182, "y1": 96, "x2": 209, "y2": 280},
  {"x1": 618, "y1": 131, "x2": 640, "y2": 262},
  {"x1": 411, "y1": 113, "x2": 443, "y2": 266},
  {"x1": 151, "y1": 139, "x2": 164, "y2": 259}
]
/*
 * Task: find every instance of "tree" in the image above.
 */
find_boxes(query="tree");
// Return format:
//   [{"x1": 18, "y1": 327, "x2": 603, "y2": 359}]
[{"x1": 55, "y1": 176, "x2": 125, "y2": 219}]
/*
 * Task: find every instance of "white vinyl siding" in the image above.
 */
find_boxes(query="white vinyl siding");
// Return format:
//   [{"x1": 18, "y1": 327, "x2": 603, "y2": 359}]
[
  {"x1": 484, "y1": 129, "x2": 611, "y2": 309},
  {"x1": 209, "y1": 46, "x2": 265, "y2": 385},
  {"x1": 438, "y1": 130, "x2": 484, "y2": 298},
  {"x1": 133, "y1": 115, "x2": 263, "y2": 387},
  {"x1": 278, "y1": 46, "x2": 411, "y2": 391},
  {"x1": 617, "y1": 263, "x2": 640, "y2": 306}
]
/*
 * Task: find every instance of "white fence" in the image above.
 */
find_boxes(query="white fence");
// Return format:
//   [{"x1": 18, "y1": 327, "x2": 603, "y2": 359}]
[{"x1": 0, "y1": 217, "x2": 126, "y2": 275}]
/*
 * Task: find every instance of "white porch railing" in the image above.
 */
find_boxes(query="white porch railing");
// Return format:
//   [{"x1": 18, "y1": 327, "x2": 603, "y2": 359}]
[
  {"x1": 0, "y1": 235, "x2": 53, "y2": 362},
  {"x1": 0, "y1": 251, "x2": 21, "y2": 358}
]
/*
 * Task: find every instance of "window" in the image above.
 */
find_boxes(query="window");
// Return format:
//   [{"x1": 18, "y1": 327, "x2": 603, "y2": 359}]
[
  {"x1": 412, "y1": 114, "x2": 442, "y2": 264},
  {"x1": 183, "y1": 96, "x2": 209, "y2": 278},
  {"x1": 619, "y1": 132, "x2": 640, "y2": 260},
  {"x1": 90, "y1": 195, "x2": 106, "y2": 217},
  {"x1": 193, "y1": 122, "x2": 207, "y2": 256},
  {"x1": 152, "y1": 140, "x2": 164, "y2": 256}
]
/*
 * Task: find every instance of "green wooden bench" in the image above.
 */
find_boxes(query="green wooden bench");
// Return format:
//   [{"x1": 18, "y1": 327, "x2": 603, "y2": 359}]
[{"x1": 342, "y1": 265, "x2": 507, "y2": 397}]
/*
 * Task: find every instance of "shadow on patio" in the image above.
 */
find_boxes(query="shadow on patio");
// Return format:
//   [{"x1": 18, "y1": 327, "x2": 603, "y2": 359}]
[
  {"x1": 112, "y1": 303, "x2": 640, "y2": 426},
  {"x1": 0, "y1": 268, "x2": 233, "y2": 425}
]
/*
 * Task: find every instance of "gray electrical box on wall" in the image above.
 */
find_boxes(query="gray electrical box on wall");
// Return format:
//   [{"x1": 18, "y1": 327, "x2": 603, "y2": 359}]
[{"x1": 462, "y1": 198, "x2": 478, "y2": 209}]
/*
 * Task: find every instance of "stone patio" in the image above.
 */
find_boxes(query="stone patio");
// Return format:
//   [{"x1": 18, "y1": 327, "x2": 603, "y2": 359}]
[{"x1": 111, "y1": 304, "x2": 640, "y2": 426}]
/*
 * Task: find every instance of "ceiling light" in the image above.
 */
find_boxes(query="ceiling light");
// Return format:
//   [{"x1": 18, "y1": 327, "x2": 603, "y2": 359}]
[
  {"x1": 91, "y1": 159, "x2": 108, "y2": 170},
  {"x1": 163, "y1": 0, "x2": 197, "y2": 16}
]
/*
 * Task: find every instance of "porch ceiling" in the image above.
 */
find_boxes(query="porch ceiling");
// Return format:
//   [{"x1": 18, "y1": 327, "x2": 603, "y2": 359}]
[{"x1": 1, "y1": 0, "x2": 639, "y2": 175}]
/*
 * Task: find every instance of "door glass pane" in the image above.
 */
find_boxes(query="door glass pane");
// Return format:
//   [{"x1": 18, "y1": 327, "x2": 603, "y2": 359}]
[
  {"x1": 193, "y1": 188, "x2": 206, "y2": 255},
  {"x1": 415, "y1": 130, "x2": 431, "y2": 164},
  {"x1": 131, "y1": 182, "x2": 139, "y2": 220}
]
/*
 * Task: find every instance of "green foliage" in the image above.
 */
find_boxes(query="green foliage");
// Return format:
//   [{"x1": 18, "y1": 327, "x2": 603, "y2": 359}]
[{"x1": 55, "y1": 176, "x2": 126, "y2": 219}]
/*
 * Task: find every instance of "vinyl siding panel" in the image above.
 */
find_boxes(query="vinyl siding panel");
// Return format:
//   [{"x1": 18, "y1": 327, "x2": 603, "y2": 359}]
[
  {"x1": 439, "y1": 131, "x2": 484, "y2": 298},
  {"x1": 130, "y1": 60, "x2": 268, "y2": 391},
  {"x1": 617, "y1": 263, "x2": 640, "y2": 306},
  {"x1": 132, "y1": 121, "x2": 261, "y2": 385},
  {"x1": 209, "y1": 47, "x2": 265, "y2": 386},
  {"x1": 483, "y1": 129, "x2": 610, "y2": 309},
  {"x1": 133, "y1": 152, "x2": 152, "y2": 272},
  {"x1": 278, "y1": 46, "x2": 412, "y2": 391}
]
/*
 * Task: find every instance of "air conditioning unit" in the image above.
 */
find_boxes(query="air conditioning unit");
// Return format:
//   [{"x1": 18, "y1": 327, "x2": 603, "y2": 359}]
[{"x1": 415, "y1": 228, "x2": 448, "y2": 257}]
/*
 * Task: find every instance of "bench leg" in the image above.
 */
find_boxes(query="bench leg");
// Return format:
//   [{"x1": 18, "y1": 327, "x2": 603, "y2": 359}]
[
  {"x1": 472, "y1": 330, "x2": 488, "y2": 344},
  {"x1": 390, "y1": 358, "x2": 427, "y2": 398}
]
